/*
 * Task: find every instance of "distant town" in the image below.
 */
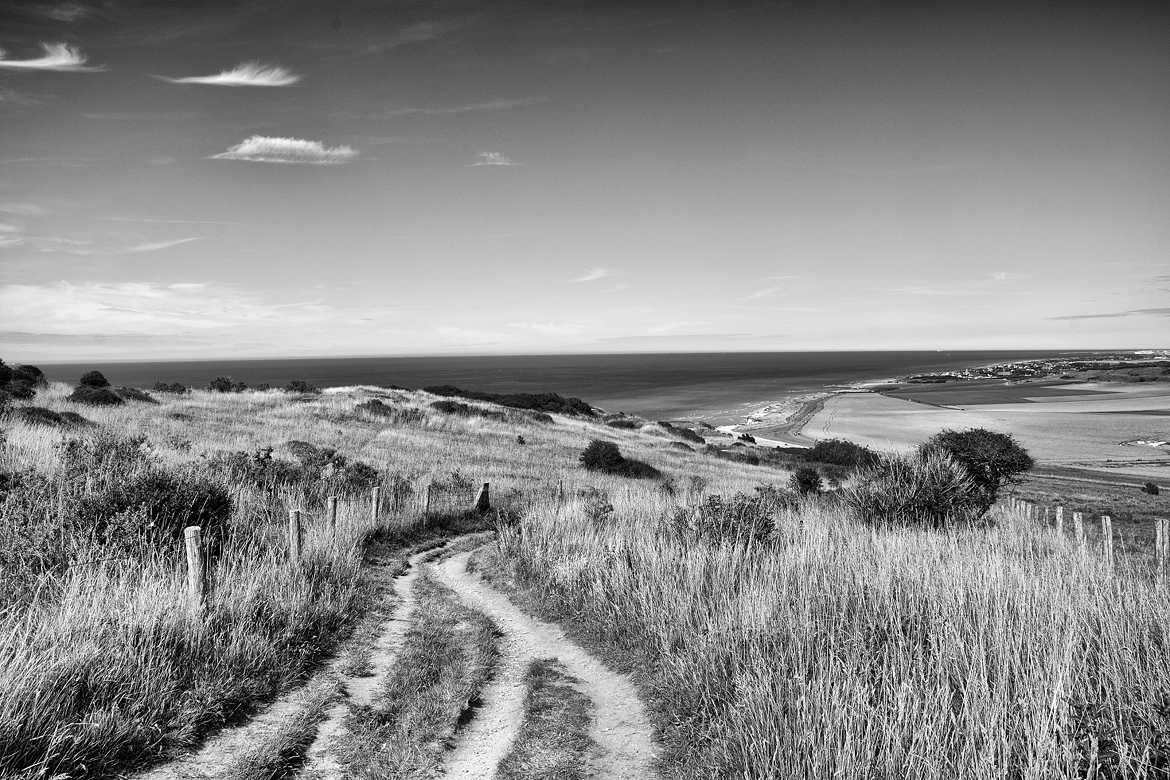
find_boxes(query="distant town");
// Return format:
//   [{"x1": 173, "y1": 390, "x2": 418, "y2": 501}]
[{"x1": 903, "y1": 350, "x2": 1170, "y2": 384}]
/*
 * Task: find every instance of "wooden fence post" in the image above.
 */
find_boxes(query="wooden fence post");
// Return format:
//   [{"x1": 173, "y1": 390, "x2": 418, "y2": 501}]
[
  {"x1": 473, "y1": 482, "x2": 490, "y2": 513},
  {"x1": 1101, "y1": 515, "x2": 1113, "y2": 571},
  {"x1": 370, "y1": 486, "x2": 381, "y2": 524},
  {"x1": 1073, "y1": 512, "x2": 1085, "y2": 550},
  {"x1": 184, "y1": 526, "x2": 205, "y2": 612},
  {"x1": 1156, "y1": 518, "x2": 1168, "y2": 587},
  {"x1": 288, "y1": 509, "x2": 302, "y2": 563},
  {"x1": 1055, "y1": 506, "x2": 1064, "y2": 535},
  {"x1": 328, "y1": 496, "x2": 338, "y2": 535}
]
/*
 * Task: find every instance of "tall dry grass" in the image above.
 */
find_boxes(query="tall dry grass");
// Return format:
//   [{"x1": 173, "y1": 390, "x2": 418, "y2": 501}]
[{"x1": 487, "y1": 495, "x2": 1170, "y2": 779}]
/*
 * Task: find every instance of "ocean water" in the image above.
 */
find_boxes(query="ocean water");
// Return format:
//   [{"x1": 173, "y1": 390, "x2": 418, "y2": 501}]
[{"x1": 40, "y1": 350, "x2": 1087, "y2": 422}]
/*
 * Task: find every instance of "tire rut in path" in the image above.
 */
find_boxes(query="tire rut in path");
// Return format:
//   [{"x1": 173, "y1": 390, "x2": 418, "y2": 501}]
[
  {"x1": 133, "y1": 545, "x2": 440, "y2": 780},
  {"x1": 432, "y1": 549, "x2": 658, "y2": 780}
]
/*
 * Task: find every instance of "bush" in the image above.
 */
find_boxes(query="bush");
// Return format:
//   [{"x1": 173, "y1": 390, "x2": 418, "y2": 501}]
[
  {"x1": 429, "y1": 399, "x2": 506, "y2": 421},
  {"x1": 355, "y1": 399, "x2": 426, "y2": 425},
  {"x1": 208, "y1": 376, "x2": 248, "y2": 393},
  {"x1": 579, "y1": 439, "x2": 662, "y2": 479},
  {"x1": 843, "y1": 449, "x2": 984, "y2": 528},
  {"x1": 790, "y1": 466, "x2": 823, "y2": 495},
  {"x1": 115, "y1": 387, "x2": 158, "y2": 404},
  {"x1": 282, "y1": 440, "x2": 381, "y2": 496},
  {"x1": 662, "y1": 424, "x2": 704, "y2": 444},
  {"x1": 669, "y1": 486, "x2": 791, "y2": 542},
  {"x1": 424, "y1": 385, "x2": 595, "y2": 416},
  {"x1": 804, "y1": 438, "x2": 879, "y2": 470},
  {"x1": 153, "y1": 381, "x2": 189, "y2": 394},
  {"x1": 738, "y1": 433, "x2": 757, "y2": 444},
  {"x1": 284, "y1": 379, "x2": 320, "y2": 394},
  {"x1": 1144, "y1": 482, "x2": 1160, "y2": 496},
  {"x1": 0, "y1": 359, "x2": 42, "y2": 400},
  {"x1": 670, "y1": 441, "x2": 694, "y2": 452},
  {"x1": 79, "y1": 370, "x2": 110, "y2": 388},
  {"x1": 920, "y1": 428, "x2": 1033, "y2": 514},
  {"x1": 68, "y1": 385, "x2": 124, "y2": 406},
  {"x1": 605, "y1": 418, "x2": 641, "y2": 430},
  {"x1": 12, "y1": 407, "x2": 91, "y2": 428}
]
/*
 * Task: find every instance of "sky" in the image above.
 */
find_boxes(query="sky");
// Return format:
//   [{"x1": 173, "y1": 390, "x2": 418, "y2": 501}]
[{"x1": 0, "y1": 0, "x2": 1168, "y2": 361}]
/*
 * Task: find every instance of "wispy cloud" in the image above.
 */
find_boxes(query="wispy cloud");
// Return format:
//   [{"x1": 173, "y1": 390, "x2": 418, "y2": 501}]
[
  {"x1": 1050, "y1": 308, "x2": 1170, "y2": 321},
  {"x1": 571, "y1": 267, "x2": 610, "y2": 283},
  {"x1": 471, "y1": 151, "x2": 519, "y2": 167},
  {"x1": 102, "y1": 216, "x2": 238, "y2": 225},
  {"x1": 211, "y1": 136, "x2": 358, "y2": 165},
  {"x1": 741, "y1": 286, "x2": 780, "y2": 301},
  {"x1": 380, "y1": 97, "x2": 547, "y2": 118},
  {"x1": 157, "y1": 62, "x2": 301, "y2": 87},
  {"x1": 125, "y1": 237, "x2": 202, "y2": 253},
  {"x1": 0, "y1": 203, "x2": 47, "y2": 217},
  {"x1": 0, "y1": 43, "x2": 104, "y2": 72},
  {"x1": 30, "y1": 3, "x2": 90, "y2": 22}
]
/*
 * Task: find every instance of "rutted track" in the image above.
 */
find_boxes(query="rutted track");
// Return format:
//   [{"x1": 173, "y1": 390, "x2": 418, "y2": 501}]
[{"x1": 432, "y1": 548, "x2": 658, "y2": 780}]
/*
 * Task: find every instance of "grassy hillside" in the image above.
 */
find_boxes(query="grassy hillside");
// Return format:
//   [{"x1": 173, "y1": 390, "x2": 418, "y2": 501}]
[{"x1": 2, "y1": 383, "x2": 1169, "y2": 778}]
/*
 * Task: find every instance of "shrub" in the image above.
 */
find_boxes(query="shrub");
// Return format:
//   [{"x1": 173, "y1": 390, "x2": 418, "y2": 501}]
[
  {"x1": 79, "y1": 370, "x2": 110, "y2": 388},
  {"x1": 424, "y1": 385, "x2": 595, "y2": 416},
  {"x1": 1144, "y1": 482, "x2": 1160, "y2": 496},
  {"x1": 68, "y1": 385, "x2": 124, "y2": 406},
  {"x1": 355, "y1": 399, "x2": 426, "y2": 425},
  {"x1": 605, "y1": 418, "x2": 641, "y2": 430},
  {"x1": 670, "y1": 441, "x2": 694, "y2": 452},
  {"x1": 579, "y1": 439, "x2": 662, "y2": 479},
  {"x1": 208, "y1": 376, "x2": 248, "y2": 393},
  {"x1": 920, "y1": 428, "x2": 1033, "y2": 514},
  {"x1": 804, "y1": 438, "x2": 879, "y2": 470},
  {"x1": 0, "y1": 360, "x2": 44, "y2": 400},
  {"x1": 284, "y1": 379, "x2": 320, "y2": 394},
  {"x1": 525, "y1": 411, "x2": 554, "y2": 424},
  {"x1": 115, "y1": 386, "x2": 158, "y2": 404},
  {"x1": 152, "y1": 381, "x2": 189, "y2": 394},
  {"x1": 738, "y1": 433, "x2": 757, "y2": 443},
  {"x1": 12, "y1": 407, "x2": 90, "y2": 428},
  {"x1": 665, "y1": 425, "x2": 704, "y2": 444},
  {"x1": 669, "y1": 486, "x2": 791, "y2": 542},
  {"x1": 843, "y1": 449, "x2": 984, "y2": 528},
  {"x1": 429, "y1": 400, "x2": 505, "y2": 421},
  {"x1": 790, "y1": 466, "x2": 823, "y2": 495}
]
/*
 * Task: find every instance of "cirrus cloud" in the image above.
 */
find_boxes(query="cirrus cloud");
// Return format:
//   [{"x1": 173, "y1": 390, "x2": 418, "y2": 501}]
[
  {"x1": 0, "y1": 43, "x2": 104, "y2": 72},
  {"x1": 156, "y1": 62, "x2": 301, "y2": 87},
  {"x1": 471, "y1": 151, "x2": 519, "y2": 167},
  {"x1": 210, "y1": 136, "x2": 358, "y2": 165}
]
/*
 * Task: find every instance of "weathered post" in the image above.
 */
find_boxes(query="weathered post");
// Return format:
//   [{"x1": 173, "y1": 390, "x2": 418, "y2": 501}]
[
  {"x1": 1156, "y1": 518, "x2": 1168, "y2": 586},
  {"x1": 328, "y1": 496, "x2": 338, "y2": 535},
  {"x1": 1055, "y1": 506, "x2": 1064, "y2": 535},
  {"x1": 288, "y1": 509, "x2": 302, "y2": 563},
  {"x1": 1101, "y1": 515, "x2": 1113, "y2": 571},
  {"x1": 370, "y1": 486, "x2": 381, "y2": 524},
  {"x1": 473, "y1": 482, "x2": 490, "y2": 513},
  {"x1": 424, "y1": 482, "x2": 433, "y2": 516},
  {"x1": 1073, "y1": 512, "x2": 1085, "y2": 550},
  {"x1": 184, "y1": 526, "x2": 205, "y2": 612}
]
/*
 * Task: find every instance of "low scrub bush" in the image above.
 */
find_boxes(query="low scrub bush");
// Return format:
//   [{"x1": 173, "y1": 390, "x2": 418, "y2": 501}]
[
  {"x1": 115, "y1": 386, "x2": 158, "y2": 404},
  {"x1": 843, "y1": 449, "x2": 983, "y2": 528},
  {"x1": 282, "y1": 440, "x2": 381, "y2": 497},
  {"x1": 1143, "y1": 482, "x2": 1160, "y2": 495},
  {"x1": 284, "y1": 379, "x2": 320, "y2": 394},
  {"x1": 152, "y1": 381, "x2": 189, "y2": 394},
  {"x1": 424, "y1": 385, "x2": 594, "y2": 416},
  {"x1": 79, "y1": 370, "x2": 110, "y2": 388},
  {"x1": 668, "y1": 486, "x2": 791, "y2": 542},
  {"x1": 1, "y1": 360, "x2": 45, "y2": 400},
  {"x1": 355, "y1": 399, "x2": 426, "y2": 425},
  {"x1": 659, "y1": 422, "x2": 704, "y2": 444},
  {"x1": 919, "y1": 428, "x2": 1033, "y2": 515},
  {"x1": 208, "y1": 376, "x2": 248, "y2": 393},
  {"x1": 579, "y1": 439, "x2": 662, "y2": 479},
  {"x1": 790, "y1": 466, "x2": 822, "y2": 495},
  {"x1": 804, "y1": 438, "x2": 878, "y2": 470},
  {"x1": 605, "y1": 417, "x2": 641, "y2": 430},
  {"x1": 429, "y1": 399, "x2": 506, "y2": 421},
  {"x1": 67, "y1": 385, "x2": 124, "y2": 406},
  {"x1": 12, "y1": 407, "x2": 91, "y2": 428}
]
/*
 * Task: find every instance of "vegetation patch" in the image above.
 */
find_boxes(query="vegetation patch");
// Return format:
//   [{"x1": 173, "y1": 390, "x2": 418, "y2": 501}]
[
  {"x1": 495, "y1": 658, "x2": 598, "y2": 780},
  {"x1": 67, "y1": 384, "x2": 125, "y2": 406},
  {"x1": 579, "y1": 440, "x2": 662, "y2": 479},
  {"x1": 424, "y1": 385, "x2": 594, "y2": 417}
]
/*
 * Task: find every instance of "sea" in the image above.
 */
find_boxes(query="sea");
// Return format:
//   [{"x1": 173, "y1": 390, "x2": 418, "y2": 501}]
[{"x1": 39, "y1": 350, "x2": 1092, "y2": 423}]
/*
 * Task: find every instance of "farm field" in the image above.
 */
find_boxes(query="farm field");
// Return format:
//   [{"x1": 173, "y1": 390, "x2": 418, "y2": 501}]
[{"x1": 801, "y1": 383, "x2": 1170, "y2": 481}]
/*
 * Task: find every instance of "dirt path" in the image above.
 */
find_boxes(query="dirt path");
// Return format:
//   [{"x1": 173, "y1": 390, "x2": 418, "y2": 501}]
[
  {"x1": 302, "y1": 544, "x2": 442, "y2": 778},
  {"x1": 432, "y1": 550, "x2": 657, "y2": 780},
  {"x1": 134, "y1": 545, "x2": 440, "y2": 780}
]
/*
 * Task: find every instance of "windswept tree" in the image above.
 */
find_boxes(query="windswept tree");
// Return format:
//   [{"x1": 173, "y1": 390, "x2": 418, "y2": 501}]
[{"x1": 919, "y1": 428, "x2": 1033, "y2": 514}]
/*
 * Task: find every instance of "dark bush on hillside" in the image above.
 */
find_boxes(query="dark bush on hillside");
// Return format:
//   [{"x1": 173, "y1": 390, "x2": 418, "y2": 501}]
[
  {"x1": 116, "y1": 387, "x2": 158, "y2": 404},
  {"x1": 284, "y1": 379, "x2": 320, "y2": 394},
  {"x1": 203, "y1": 447, "x2": 301, "y2": 493},
  {"x1": 153, "y1": 381, "x2": 189, "y2": 394},
  {"x1": 355, "y1": 399, "x2": 426, "y2": 425},
  {"x1": 79, "y1": 370, "x2": 110, "y2": 388},
  {"x1": 920, "y1": 428, "x2": 1033, "y2": 515},
  {"x1": 1144, "y1": 482, "x2": 1160, "y2": 496},
  {"x1": 670, "y1": 441, "x2": 694, "y2": 452},
  {"x1": 208, "y1": 376, "x2": 248, "y2": 393},
  {"x1": 605, "y1": 418, "x2": 641, "y2": 430},
  {"x1": 669, "y1": 485, "x2": 791, "y2": 542},
  {"x1": 429, "y1": 399, "x2": 506, "y2": 421},
  {"x1": 424, "y1": 385, "x2": 595, "y2": 417},
  {"x1": 579, "y1": 439, "x2": 662, "y2": 479},
  {"x1": 0, "y1": 360, "x2": 43, "y2": 400},
  {"x1": 659, "y1": 423, "x2": 704, "y2": 444},
  {"x1": 790, "y1": 466, "x2": 823, "y2": 495},
  {"x1": 738, "y1": 433, "x2": 756, "y2": 444},
  {"x1": 282, "y1": 440, "x2": 381, "y2": 496},
  {"x1": 843, "y1": 450, "x2": 984, "y2": 528},
  {"x1": 525, "y1": 411, "x2": 554, "y2": 424},
  {"x1": 12, "y1": 407, "x2": 91, "y2": 428},
  {"x1": 68, "y1": 385, "x2": 124, "y2": 406},
  {"x1": 804, "y1": 438, "x2": 879, "y2": 470}
]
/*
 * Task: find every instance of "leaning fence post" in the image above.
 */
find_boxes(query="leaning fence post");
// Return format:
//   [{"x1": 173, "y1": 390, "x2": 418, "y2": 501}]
[
  {"x1": 424, "y1": 482, "x2": 433, "y2": 515},
  {"x1": 184, "y1": 526, "x2": 205, "y2": 612},
  {"x1": 370, "y1": 486, "x2": 381, "y2": 524},
  {"x1": 1101, "y1": 515, "x2": 1113, "y2": 571},
  {"x1": 328, "y1": 496, "x2": 338, "y2": 535},
  {"x1": 288, "y1": 509, "x2": 302, "y2": 563},
  {"x1": 473, "y1": 482, "x2": 490, "y2": 513}
]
